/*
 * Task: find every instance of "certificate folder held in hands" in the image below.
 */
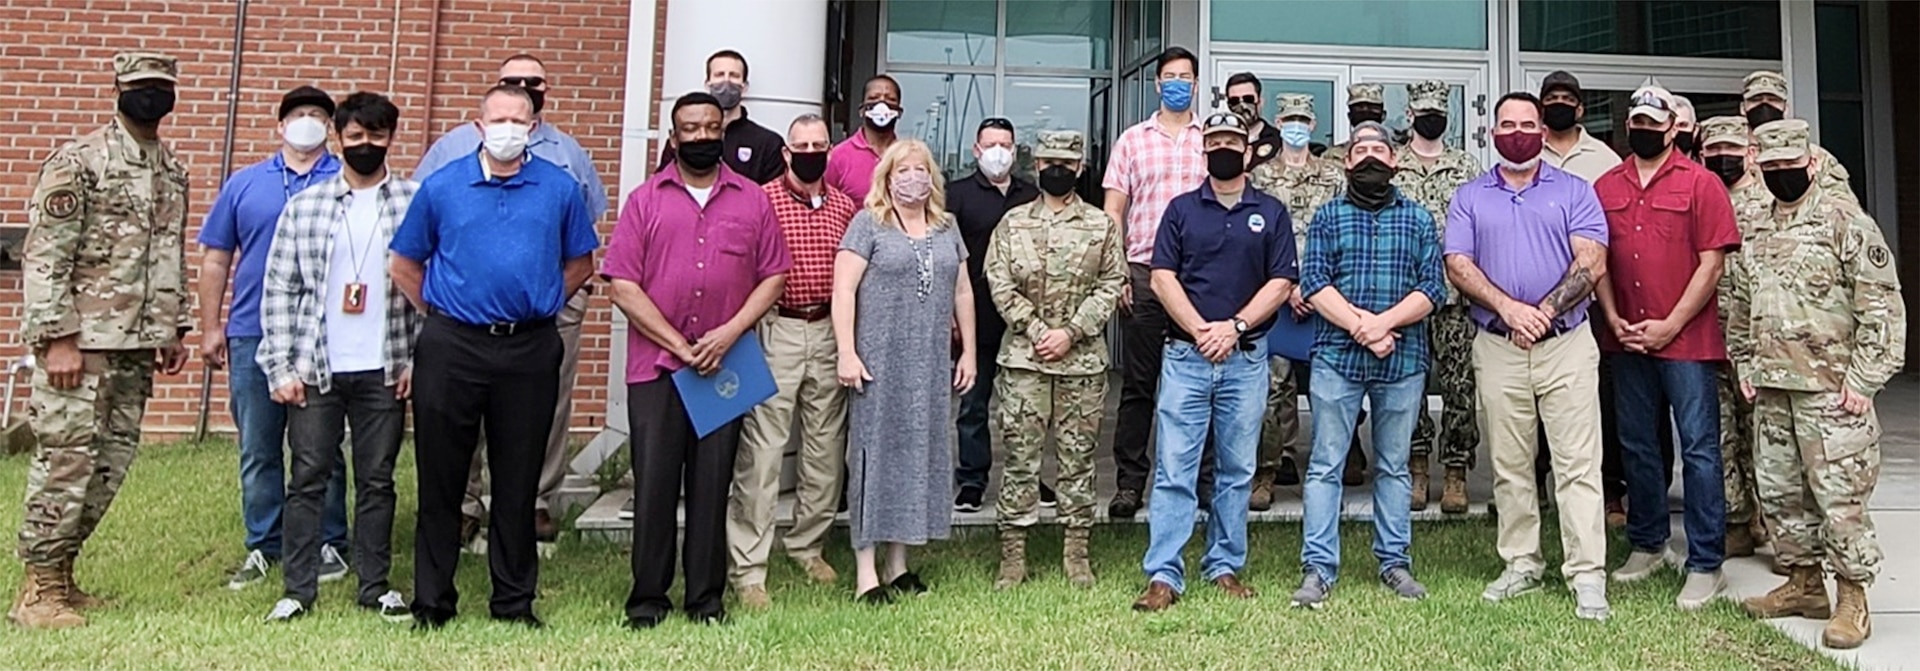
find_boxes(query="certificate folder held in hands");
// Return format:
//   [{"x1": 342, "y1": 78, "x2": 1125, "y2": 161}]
[
  {"x1": 1265, "y1": 311, "x2": 1316, "y2": 363},
  {"x1": 671, "y1": 331, "x2": 778, "y2": 438}
]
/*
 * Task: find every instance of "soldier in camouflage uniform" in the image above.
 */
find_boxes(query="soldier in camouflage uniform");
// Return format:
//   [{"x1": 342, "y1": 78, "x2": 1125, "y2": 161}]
[
  {"x1": 1247, "y1": 93, "x2": 1349, "y2": 509},
  {"x1": 1392, "y1": 80, "x2": 1482, "y2": 513},
  {"x1": 1699, "y1": 116, "x2": 1771, "y2": 558},
  {"x1": 1729, "y1": 119, "x2": 1905, "y2": 650},
  {"x1": 985, "y1": 130, "x2": 1127, "y2": 590},
  {"x1": 10, "y1": 52, "x2": 190, "y2": 630},
  {"x1": 1740, "y1": 71, "x2": 1856, "y2": 206},
  {"x1": 1321, "y1": 83, "x2": 1387, "y2": 165}
]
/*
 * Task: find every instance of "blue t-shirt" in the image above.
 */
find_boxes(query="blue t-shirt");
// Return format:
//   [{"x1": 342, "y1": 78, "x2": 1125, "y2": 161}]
[
  {"x1": 1150, "y1": 182, "x2": 1299, "y2": 339},
  {"x1": 196, "y1": 152, "x2": 342, "y2": 337},
  {"x1": 390, "y1": 152, "x2": 601, "y2": 325}
]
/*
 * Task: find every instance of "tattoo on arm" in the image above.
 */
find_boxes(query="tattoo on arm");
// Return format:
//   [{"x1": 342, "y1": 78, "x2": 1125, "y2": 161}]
[{"x1": 1539, "y1": 266, "x2": 1595, "y2": 319}]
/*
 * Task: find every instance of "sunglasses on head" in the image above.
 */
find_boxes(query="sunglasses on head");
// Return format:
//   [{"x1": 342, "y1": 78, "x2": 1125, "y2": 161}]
[
  {"x1": 501, "y1": 76, "x2": 547, "y2": 89},
  {"x1": 978, "y1": 117, "x2": 1014, "y2": 132},
  {"x1": 1631, "y1": 91, "x2": 1670, "y2": 111}
]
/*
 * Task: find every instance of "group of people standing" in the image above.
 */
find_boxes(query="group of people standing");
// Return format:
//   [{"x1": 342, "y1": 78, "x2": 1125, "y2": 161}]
[{"x1": 7, "y1": 45, "x2": 1904, "y2": 654}]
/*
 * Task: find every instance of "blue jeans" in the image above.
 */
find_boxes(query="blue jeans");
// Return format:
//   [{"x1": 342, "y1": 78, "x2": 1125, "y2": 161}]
[
  {"x1": 1611, "y1": 353, "x2": 1725, "y2": 572},
  {"x1": 1141, "y1": 339, "x2": 1266, "y2": 593},
  {"x1": 1302, "y1": 366, "x2": 1424, "y2": 584},
  {"x1": 230, "y1": 337, "x2": 348, "y2": 557}
]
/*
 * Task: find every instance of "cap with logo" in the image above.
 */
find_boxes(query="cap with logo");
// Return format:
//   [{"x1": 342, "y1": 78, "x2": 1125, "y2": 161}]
[
  {"x1": 1347, "y1": 83, "x2": 1384, "y2": 106},
  {"x1": 1540, "y1": 70, "x2": 1582, "y2": 98},
  {"x1": 279, "y1": 85, "x2": 336, "y2": 119},
  {"x1": 1032, "y1": 130, "x2": 1085, "y2": 161},
  {"x1": 1203, "y1": 111, "x2": 1249, "y2": 138},
  {"x1": 114, "y1": 51, "x2": 178, "y2": 84},
  {"x1": 1743, "y1": 70, "x2": 1790, "y2": 102},
  {"x1": 1408, "y1": 80, "x2": 1450, "y2": 112},
  {"x1": 1275, "y1": 93, "x2": 1315, "y2": 121},
  {"x1": 1628, "y1": 85, "x2": 1676, "y2": 124},
  {"x1": 1699, "y1": 116, "x2": 1750, "y2": 149},
  {"x1": 1754, "y1": 119, "x2": 1811, "y2": 163}
]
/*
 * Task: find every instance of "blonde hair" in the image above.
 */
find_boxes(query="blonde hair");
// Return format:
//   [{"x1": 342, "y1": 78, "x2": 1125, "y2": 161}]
[{"x1": 863, "y1": 139, "x2": 951, "y2": 229}]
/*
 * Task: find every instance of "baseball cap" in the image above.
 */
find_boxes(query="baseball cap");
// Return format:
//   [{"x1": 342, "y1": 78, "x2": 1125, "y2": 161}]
[
  {"x1": 1202, "y1": 111, "x2": 1248, "y2": 138},
  {"x1": 280, "y1": 86, "x2": 337, "y2": 120},
  {"x1": 1628, "y1": 85, "x2": 1675, "y2": 124},
  {"x1": 1540, "y1": 71, "x2": 1581, "y2": 98}
]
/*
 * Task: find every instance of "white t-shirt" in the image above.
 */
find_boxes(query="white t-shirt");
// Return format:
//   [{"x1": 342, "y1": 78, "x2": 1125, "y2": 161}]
[
  {"x1": 687, "y1": 184, "x2": 713, "y2": 208},
  {"x1": 325, "y1": 185, "x2": 390, "y2": 374}
]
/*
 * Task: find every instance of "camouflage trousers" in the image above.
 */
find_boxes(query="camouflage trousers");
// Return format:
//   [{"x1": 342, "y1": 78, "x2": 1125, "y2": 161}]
[
  {"x1": 994, "y1": 368, "x2": 1107, "y2": 530},
  {"x1": 17, "y1": 350, "x2": 153, "y2": 566},
  {"x1": 1412, "y1": 304, "x2": 1478, "y2": 469},
  {"x1": 1259, "y1": 357, "x2": 1301, "y2": 470},
  {"x1": 1752, "y1": 388, "x2": 1883, "y2": 584},
  {"x1": 1717, "y1": 366, "x2": 1759, "y2": 526}
]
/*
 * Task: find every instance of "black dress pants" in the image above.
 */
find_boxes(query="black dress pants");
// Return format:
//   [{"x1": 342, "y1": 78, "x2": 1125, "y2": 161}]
[{"x1": 625, "y1": 378, "x2": 742, "y2": 620}]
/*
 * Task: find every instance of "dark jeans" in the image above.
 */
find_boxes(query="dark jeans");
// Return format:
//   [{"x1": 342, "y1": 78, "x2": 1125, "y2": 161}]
[
  {"x1": 626, "y1": 378, "x2": 741, "y2": 620},
  {"x1": 229, "y1": 336, "x2": 348, "y2": 557},
  {"x1": 955, "y1": 301, "x2": 1004, "y2": 493},
  {"x1": 1612, "y1": 353, "x2": 1725, "y2": 572},
  {"x1": 1115, "y1": 263, "x2": 1213, "y2": 495},
  {"x1": 411, "y1": 315, "x2": 562, "y2": 621},
  {"x1": 282, "y1": 371, "x2": 404, "y2": 607}
]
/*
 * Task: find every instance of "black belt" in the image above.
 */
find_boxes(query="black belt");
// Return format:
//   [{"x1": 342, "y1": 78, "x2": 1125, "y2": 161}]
[
  {"x1": 431, "y1": 312, "x2": 556, "y2": 337},
  {"x1": 776, "y1": 303, "x2": 832, "y2": 322},
  {"x1": 1166, "y1": 329, "x2": 1257, "y2": 352},
  {"x1": 1485, "y1": 322, "x2": 1570, "y2": 343}
]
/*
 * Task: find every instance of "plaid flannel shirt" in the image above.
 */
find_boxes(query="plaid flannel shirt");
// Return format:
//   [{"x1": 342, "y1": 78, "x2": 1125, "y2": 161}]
[
  {"x1": 258, "y1": 175, "x2": 423, "y2": 394},
  {"x1": 1300, "y1": 191, "x2": 1447, "y2": 383}
]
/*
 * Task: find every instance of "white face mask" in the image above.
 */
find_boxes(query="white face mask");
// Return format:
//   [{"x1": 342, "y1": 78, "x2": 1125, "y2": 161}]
[
  {"x1": 977, "y1": 146, "x2": 1014, "y2": 179},
  {"x1": 864, "y1": 103, "x2": 900, "y2": 129},
  {"x1": 482, "y1": 122, "x2": 531, "y2": 161},
  {"x1": 282, "y1": 117, "x2": 328, "y2": 152}
]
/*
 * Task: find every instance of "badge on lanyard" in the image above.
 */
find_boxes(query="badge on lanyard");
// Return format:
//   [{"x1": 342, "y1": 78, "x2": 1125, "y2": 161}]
[{"x1": 343, "y1": 282, "x2": 368, "y2": 314}]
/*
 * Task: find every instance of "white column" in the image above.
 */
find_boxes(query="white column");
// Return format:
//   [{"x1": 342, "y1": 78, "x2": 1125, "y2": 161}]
[{"x1": 662, "y1": 0, "x2": 828, "y2": 142}]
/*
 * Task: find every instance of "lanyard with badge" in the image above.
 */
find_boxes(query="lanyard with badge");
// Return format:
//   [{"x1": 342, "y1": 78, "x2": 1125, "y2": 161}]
[
  {"x1": 338, "y1": 192, "x2": 377, "y2": 314},
  {"x1": 283, "y1": 165, "x2": 318, "y2": 201}
]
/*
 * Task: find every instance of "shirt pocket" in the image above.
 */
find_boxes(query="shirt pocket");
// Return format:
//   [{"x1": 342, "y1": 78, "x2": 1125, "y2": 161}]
[
  {"x1": 713, "y1": 216, "x2": 758, "y2": 258},
  {"x1": 1646, "y1": 192, "x2": 1692, "y2": 242}
]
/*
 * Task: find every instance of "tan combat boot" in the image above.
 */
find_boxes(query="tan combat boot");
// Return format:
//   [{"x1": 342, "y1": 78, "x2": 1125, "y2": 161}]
[
  {"x1": 1440, "y1": 466, "x2": 1469, "y2": 514},
  {"x1": 59, "y1": 557, "x2": 105, "y2": 610},
  {"x1": 1823, "y1": 577, "x2": 1871, "y2": 649},
  {"x1": 994, "y1": 529, "x2": 1027, "y2": 591},
  {"x1": 1742, "y1": 565, "x2": 1831, "y2": 620},
  {"x1": 1249, "y1": 468, "x2": 1275, "y2": 512},
  {"x1": 1063, "y1": 527, "x2": 1095, "y2": 589},
  {"x1": 1409, "y1": 456, "x2": 1430, "y2": 511},
  {"x1": 1725, "y1": 523, "x2": 1756, "y2": 558},
  {"x1": 8, "y1": 564, "x2": 86, "y2": 629}
]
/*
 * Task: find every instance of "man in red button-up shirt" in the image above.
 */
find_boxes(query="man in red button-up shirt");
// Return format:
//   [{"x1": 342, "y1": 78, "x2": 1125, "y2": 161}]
[{"x1": 1591, "y1": 85, "x2": 1741, "y2": 611}]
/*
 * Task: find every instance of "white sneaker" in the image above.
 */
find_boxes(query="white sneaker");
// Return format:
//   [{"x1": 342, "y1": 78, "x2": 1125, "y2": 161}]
[
  {"x1": 1482, "y1": 568, "x2": 1542, "y2": 602},
  {"x1": 1572, "y1": 573, "x2": 1611, "y2": 621},
  {"x1": 1611, "y1": 550, "x2": 1669, "y2": 583},
  {"x1": 264, "y1": 598, "x2": 307, "y2": 623},
  {"x1": 1676, "y1": 570, "x2": 1725, "y2": 611},
  {"x1": 371, "y1": 590, "x2": 413, "y2": 622}
]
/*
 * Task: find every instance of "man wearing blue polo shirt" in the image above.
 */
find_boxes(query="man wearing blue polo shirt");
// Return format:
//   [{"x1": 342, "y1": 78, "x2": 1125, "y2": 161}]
[
  {"x1": 1133, "y1": 112, "x2": 1297, "y2": 613},
  {"x1": 390, "y1": 84, "x2": 599, "y2": 630}
]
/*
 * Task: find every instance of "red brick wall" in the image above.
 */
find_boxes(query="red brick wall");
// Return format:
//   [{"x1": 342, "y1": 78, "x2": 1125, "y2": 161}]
[{"x1": 0, "y1": 0, "x2": 631, "y2": 439}]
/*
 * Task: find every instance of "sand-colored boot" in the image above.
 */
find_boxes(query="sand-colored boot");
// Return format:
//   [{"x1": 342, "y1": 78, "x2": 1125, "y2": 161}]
[
  {"x1": 1063, "y1": 528, "x2": 1095, "y2": 589},
  {"x1": 1742, "y1": 565, "x2": 1831, "y2": 620},
  {"x1": 1440, "y1": 466, "x2": 1469, "y2": 514},
  {"x1": 8, "y1": 564, "x2": 86, "y2": 629},
  {"x1": 1822, "y1": 577, "x2": 1872, "y2": 649},
  {"x1": 59, "y1": 557, "x2": 105, "y2": 610},
  {"x1": 1409, "y1": 456, "x2": 1430, "y2": 512},
  {"x1": 994, "y1": 529, "x2": 1027, "y2": 591}
]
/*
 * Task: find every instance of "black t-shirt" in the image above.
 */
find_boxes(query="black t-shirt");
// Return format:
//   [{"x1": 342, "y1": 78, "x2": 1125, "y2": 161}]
[{"x1": 655, "y1": 107, "x2": 787, "y2": 185}]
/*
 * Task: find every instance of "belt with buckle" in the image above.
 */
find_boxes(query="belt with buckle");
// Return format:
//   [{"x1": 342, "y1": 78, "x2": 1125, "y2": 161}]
[
  {"x1": 433, "y1": 312, "x2": 556, "y2": 337},
  {"x1": 777, "y1": 303, "x2": 832, "y2": 322},
  {"x1": 1485, "y1": 322, "x2": 1569, "y2": 343},
  {"x1": 1165, "y1": 328, "x2": 1256, "y2": 352}
]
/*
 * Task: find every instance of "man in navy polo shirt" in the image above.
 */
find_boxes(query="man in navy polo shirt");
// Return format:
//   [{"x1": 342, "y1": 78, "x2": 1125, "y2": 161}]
[
  {"x1": 389, "y1": 84, "x2": 599, "y2": 630},
  {"x1": 1133, "y1": 111, "x2": 1297, "y2": 613}
]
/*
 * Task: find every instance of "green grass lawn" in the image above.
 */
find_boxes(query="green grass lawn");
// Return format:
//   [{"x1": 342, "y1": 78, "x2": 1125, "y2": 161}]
[{"x1": 0, "y1": 441, "x2": 1834, "y2": 671}]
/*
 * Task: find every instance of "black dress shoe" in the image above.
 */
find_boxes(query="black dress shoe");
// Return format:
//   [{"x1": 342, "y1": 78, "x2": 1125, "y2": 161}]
[
  {"x1": 856, "y1": 586, "x2": 894, "y2": 605},
  {"x1": 888, "y1": 572, "x2": 928, "y2": 594},
  {"x1": 411, "y1": 608, "x2": 452, "y2": 631},
  {"x1": 1108, "y1": 489, "x2": 1143, "y2": 518},
  {"x1": 689, "y1": 610, "x2": 729, "y2": 625},
  {"x1": 491, "y1": 613, "x2": 545, "y2": 629},
  {"x1": 1277, "y1": 455, "x2": 1301, "y2": 486},
  {"x1": 625, "y1": 613, "x2": 666, "y2": 630}
]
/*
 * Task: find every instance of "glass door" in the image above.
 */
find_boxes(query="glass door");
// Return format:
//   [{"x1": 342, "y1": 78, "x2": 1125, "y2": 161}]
[{"x1": 1210, "y1": 59, "x2": 1490, "y2": 166}]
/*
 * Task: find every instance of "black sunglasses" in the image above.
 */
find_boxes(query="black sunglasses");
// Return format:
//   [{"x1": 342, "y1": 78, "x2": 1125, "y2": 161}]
[
  {"x1": 1228, "y1": 95, "x2": 1259, "y2": 106},
  {"x1": 978, "y1": 117, "x2": 1014, "y2": 132},
  {"x1": 501, "y1": 76, "x2": 547, "y2": 89}
]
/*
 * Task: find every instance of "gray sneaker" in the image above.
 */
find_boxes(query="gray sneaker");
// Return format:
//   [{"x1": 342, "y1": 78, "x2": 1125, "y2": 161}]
[
  {"x1": 1675, "y1": 570, "x2": 1725, "y2": 611},
  {"x1": 619, "y1": 497, "x2": 636, "y2": 520},
  {"x1": 264, "y1": 598, "x2": 307, "y2": 623},
  {"x1": 227, "y1": 549, "x2": 275, "y2": 590},
  {"x1": 319, "y1": 544, "x2": 350, "y2": 583},
  {"x1": 1572, "y1": 573, "x2": 1611, "y2": 621},
  {"x1": 1482, "y1": 568, "x2": 1542, "y2": 602},
  {"x1": 1611, "y1": 550, "x2": 1668, "y2": 583},
  {"x1": 1290, "y1": 572, "x2": 1330, "y2": 609},
  {"x1": 1381, "y1": 567, "x2": 1428, "y2": 600}
]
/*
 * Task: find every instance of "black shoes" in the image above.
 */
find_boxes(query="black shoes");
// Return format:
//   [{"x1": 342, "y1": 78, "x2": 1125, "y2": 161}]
[
  {"x1": 1039, "y1": 483, "x2": 1058, "y2": 508},
  {"x1": 625, "y1": 612, "x2": 666, "y2": 630},
  {"x1": 1277, "y1": 455, "x2": 1301, "y2": 486},
  {"x1": 888, "y1": 572, "x2": 929, "y2": 594},
  {"x1": 856, "y1": 586, "x2": 894, "y2": 605},
  {"x1": 1108, "y1": 489, "x2": 1144, "y2": 518},
  {"x1": 953, "y1": 486, "x2": 985, "y2": 513},
  {"x1": 491, "y1": 612, "x2": 545, "y2": 629}
]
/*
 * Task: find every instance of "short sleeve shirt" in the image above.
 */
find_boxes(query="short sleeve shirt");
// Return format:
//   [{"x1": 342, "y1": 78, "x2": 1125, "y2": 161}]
[
  {"x1": 1591, "y1": 152, "x2": 1742, "y2": 360},
  {"x1": 1444, "y1": 165, "x2": 1610, "y2": 331},
  {"x1": 1150, "y1": 183, "x2": 1298, "y2": 339}
]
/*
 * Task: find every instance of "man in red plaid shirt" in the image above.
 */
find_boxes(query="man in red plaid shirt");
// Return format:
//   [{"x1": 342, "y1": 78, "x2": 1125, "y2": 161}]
[{"x1": 724, "y1": 114, "x2": 859, "y2": 609}]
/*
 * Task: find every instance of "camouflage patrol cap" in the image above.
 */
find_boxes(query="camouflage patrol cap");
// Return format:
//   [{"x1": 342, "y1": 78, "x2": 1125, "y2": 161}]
[
  {"x1": 114, "y1": 51, "x2": 178, "y2": 84},
  {"x1": 1032, "y1": 130, "x2": 1085, "y2": 161},
  {"x1": 1275, "y1": 93, "x2": 1315, "y2": 121},
  {"x1": 1743, "y1": 70, "x2": 1789, "y2": 101},
  {"x1": 1347, "y1": 83, "x2": 1384, "y2": 106},
  {"x1": 1754, "y1": 119, "x2": 1811, "y2": 163},
  {"x1": 1408, "y1": 80, "x2": 1449, "y2": 112},
  {"x1": 1699, "y1": 116, "x2": 1750, "y2": 148}
]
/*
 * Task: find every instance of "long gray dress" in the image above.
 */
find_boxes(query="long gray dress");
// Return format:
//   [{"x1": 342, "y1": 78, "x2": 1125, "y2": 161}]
[{"x1": 841, "y1": 209, "x2": 965, "y2": 549}]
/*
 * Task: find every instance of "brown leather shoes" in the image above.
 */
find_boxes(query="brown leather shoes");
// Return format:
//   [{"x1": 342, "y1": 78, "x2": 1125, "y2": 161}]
[
  {"x1": 1131, "y1": 581, "x2": 1178, "y2": 612},
  {"x1": 1212, "y1": 573, "x2": 1256, "y2": 599}
]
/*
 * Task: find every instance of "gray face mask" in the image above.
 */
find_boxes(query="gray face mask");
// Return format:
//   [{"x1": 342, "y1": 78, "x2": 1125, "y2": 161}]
[{"x1": 709, "y1": 81, "x2": 744, "y2": 110}]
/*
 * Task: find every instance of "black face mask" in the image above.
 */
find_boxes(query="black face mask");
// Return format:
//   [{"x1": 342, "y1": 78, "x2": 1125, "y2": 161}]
[
  {"x1": 1038, "y1": 165, "x2": 1077, "y2": 197},
  {"x1": 1674, "y1": 130, "x2": 1697, "y2": 156},
  {"x1": 525, "y1": 88, "x2": 547, "y2": 115},
  {"x1": 1412, "y1": 114, "x2": 1448, "y2": 141},
  {"x1": 1762, "y1": 167, "x2": 1812, "y2": 203},
  {"x1": 1347, "y1": 105, "x2": 1386, "y2": 127},
  {"x1": 1705, "y1": 155, "x2": 1746, "y2": 187},
  {"x1": 342, "y1": 143, "x2": 388, "y2": 176},
  {"x1": 1543, "y1": 103, "x2": 1579, "y2": 132},
  {"x1": 117, "y1": 87, "x2": 175, "y2": 124},
  {"x1": 1745, "y1": 104, "x2": 1785, "y2": 130},
  {"x1": 1206, "y1": 147, "x2": 1246, "y2": 181},
  {"x1": 1627, "y1": 128, "x2": 1670, "y2": 160},
  {"x1": 676, "y1": 138, "x2": 724, "y2": 171},
  {"x1": 1345, "y1": 157, "x2": 1397, "y2": 211},
  {"x1": 788, "y1": 150, "x2": 828, "y2": 183}
]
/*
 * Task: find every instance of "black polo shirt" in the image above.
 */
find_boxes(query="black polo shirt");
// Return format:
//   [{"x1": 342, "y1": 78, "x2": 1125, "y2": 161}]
[
  {"x1": 1247, "y1": 121, "x2": 1284, "y2": 169},
  {"x1": 1150, "y1": 181, "x2": 1298, "y2": 339},
  {"x1": 655, "y1": 106, "x2": 787, "y2": 185},
  {"x1": 946, "y1": 170, "x2": 1039, "y2": 292}
]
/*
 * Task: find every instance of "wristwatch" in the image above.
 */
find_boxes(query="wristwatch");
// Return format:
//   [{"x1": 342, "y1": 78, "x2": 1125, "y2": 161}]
[{"x1": 1232, "y1": 318, "x2": 1248, "y2": 334}]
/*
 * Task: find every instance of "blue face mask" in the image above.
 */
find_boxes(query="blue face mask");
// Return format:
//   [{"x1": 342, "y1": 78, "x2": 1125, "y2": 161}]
[
  {"x1": 1280, "y1": 121, "x2": 1312, "y2": 149},
  {"x1": 1159, "y1": 79, "x2": 1193, "y2": 113}
]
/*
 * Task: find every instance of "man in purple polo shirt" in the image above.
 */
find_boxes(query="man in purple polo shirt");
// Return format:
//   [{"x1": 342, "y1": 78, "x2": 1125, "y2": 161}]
[
  {"x1": 1444, "y1": 92, "x2": 1612, "y2": 621},
  {"x1": 602, "y1": 91, "x2": 791, "y2": 629}
]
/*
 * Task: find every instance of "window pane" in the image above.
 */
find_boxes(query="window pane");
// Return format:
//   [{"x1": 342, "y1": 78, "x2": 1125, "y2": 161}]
[
  {"x1": 1007, "y1": 0, "x2": 1111, "y2": 70},
  {"x1": 1818, "y1": 100, "x2": 1867, "y2": 201},
  {"x1": 1576, "y1": 89, "x2": 1741, "y2": 155},
  {"x1": 1259, "y1": 79, "x2": 1338, "y2": 148},
  {"x1": 1001, "y1": 77, "x2": 1107, "y2": 189},
  {"x1": 1520, "y1": 0, "x2": 1781, "y2": 60},
  {"x1": 894, "y1": 72, "x2": 997, "y2": 178},
  {"x1": 887, "y1": 0, "x2": 997, "y2": 67},
  {"x1": 1210, "y1": 0, "x2": 1487, "y2": 50},
  {"x1": 1373, "y1": 80, "x2": 1471, "y2": 150},
  {"x1": 1817, "y1": 4, "x2": 1862, "y2": 94}
]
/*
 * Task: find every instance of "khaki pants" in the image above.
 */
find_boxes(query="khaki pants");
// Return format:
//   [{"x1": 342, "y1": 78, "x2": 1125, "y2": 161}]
[
  {"x1": 726, "y1": 313, "x2": 847, "y2": 587},
  {"x1": 1475, "y1": 328, "x2": 1606, "y2": 579},
  {"x1": 463, "y1": 291, "x2": 587, "y2": 519}
]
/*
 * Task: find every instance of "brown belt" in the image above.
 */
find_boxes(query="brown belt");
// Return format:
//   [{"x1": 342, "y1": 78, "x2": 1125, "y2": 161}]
[{"x1": 777, "y1": 303, "x2": 832, "y2": 322}]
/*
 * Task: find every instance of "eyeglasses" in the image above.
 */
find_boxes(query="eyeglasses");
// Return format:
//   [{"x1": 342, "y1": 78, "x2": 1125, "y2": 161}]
[
  {"x1": 500, "y1": 76, "x2": 547, "y2": 89},
  {"x1": 978, "y1": 117, "x2": 1014, "y2": 133}
]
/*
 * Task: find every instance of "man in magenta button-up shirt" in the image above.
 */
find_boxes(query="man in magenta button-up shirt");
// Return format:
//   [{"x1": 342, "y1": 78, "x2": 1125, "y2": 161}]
[{"x1": 602, "y1": 92, "x2": 790, "y2": 628}]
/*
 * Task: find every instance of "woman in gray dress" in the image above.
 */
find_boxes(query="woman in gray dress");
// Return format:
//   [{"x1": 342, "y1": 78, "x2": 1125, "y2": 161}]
[{"x1": 832, "y1": 139, "x2": 978, "y2": 603}]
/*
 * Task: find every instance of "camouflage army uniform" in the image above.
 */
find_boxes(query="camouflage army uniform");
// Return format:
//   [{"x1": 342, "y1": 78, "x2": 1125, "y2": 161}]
[
  {"x1": 17, "y1": 53, "x2": 190, "y2": 571},
  {"x1": 1392, "y1": 81, "x2": 1482, "y2": 474},
  {"x1": 1321, "y1": 83, "x2": 1384, "y2": 165},
  {"x1": 1742, "y1": 71, "x2": 1858, "y2": 206},
  {"x1": 1725, "y1": 121, "x2": 1906, "y2": 587},
  {"x1": 1701, "y1": 116, "x2": 1770, "y2": 534},
  {"x1": 985, "y1": 133, "x2": 1127, "y2": 532}
]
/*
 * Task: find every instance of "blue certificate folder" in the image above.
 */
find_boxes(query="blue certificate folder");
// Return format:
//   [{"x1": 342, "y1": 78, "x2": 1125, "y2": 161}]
[
  {"x1": 671, "y1": 331, "x2": 778, "y2": 439},
  {"x1": 1265, "y1": 312, "x2": 1317, "y2": 362}
]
